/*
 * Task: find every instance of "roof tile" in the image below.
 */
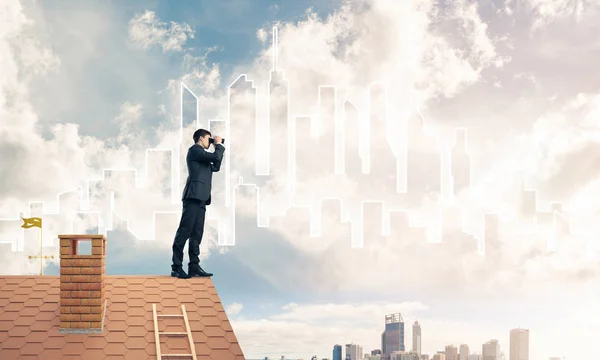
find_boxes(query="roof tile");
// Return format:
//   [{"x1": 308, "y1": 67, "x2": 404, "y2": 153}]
[
  {"x1": 110, "y1": 302, "x2": 128, "y2": 312},
  {"x1": 10, "y1": 325, "x2": 32, "y2": 337},
  {"x1": 201, "y1": 316, "x2": 221, "y2": 327},
  {"x1": 103, "y1": 342, "x2": 127, "y2": 356},
  {"x1": 175, "y1": 286, "x2": 194, "y2": 295},
  {"x1": 31, "y1": 319, "x2": 54, "y2": 331},
  {"x1": 62, "y1": 342, "x2": 86, "y2": 355},
  {"x1": 39, "y1": 302, "x2": 59, "y2": 312},
  {"x1": 10, "y1": 294, "x2": 29, "y2": 303},
  {"x1": 206, "y1": 336, "x2": 230, "y2": 349},
  {"x1": 107, "y1": 311, "x2": 127, "y2": 321},
  {"x1": 105, "y1": 330, "x2": 128, "y2": 343},
  {"x1": 24, "y1": 298, "x2": 44, "y2": 307},
  {"x1": 194, "y1": 342, "x2": 212, "y2": 356},
  {"x1": 164, "y1": 336, "x2": 190, "y2": 351},
  {"x1": 145, "y1": 342, "x2": 157, "y2": 356},
  {"x1": 63, "y1": 333, "x2": 88, "y2": 343},
  {"x1": 123, "y1": 335, "x2": 147, "y2": 349},
  {"x1": 127, "y1": 298, "x2": 146, "y2": 308},
  {"x1": 25, "y1": 331, "x2": 47, "y2": 343},
  {"x1": 2, "y1": 336, "x2": 27, "y2": 349},
  {"x1": 15, "y1": 287, "x2": 33, "y2": 295},
  {"x1": 111, "y1": 286, "x2": 128, "y2": 295},
  {"x1": 1, "y1": 312, "x2": 19, "y2": 322},
  {"x1": 34, "y1": 311, "x2": 56, "y2": 322},
  {"x1": 42, "y1": 336, "x2": 67, "y2": 349},
  {"x1": 0, "y1": 349, "x2": 22, "y2": 360},
  {"x1": 124, "y1": 348, "x2": 149, "y2": 359},
  {"x1": 83, "y1": 336, "x2": 107, "y2": 349},
  {"x1": 19, "y1": 342, "x2": 44, "y2": 356},
  {"x1": 4, "y1": 303, "x2": 23, "y2": 312},
  {"x1": 211, "y1": 348, "x2": 239, "y2": 360},
  {"x1": 81, "y1": 349, "x2": 107, "y2": 359},
  {"x1": 13, "y1": 317, "x2": 36, "y2": 327},
  {"x1": 20, "y1": 307, "x2": 38, "y2": 316},
  {"x1": 203, "y1": 325, "x2": 226, "y2": 338},
  {"x1": 40, "y1": 348, "x2": 64, "y2": 358},
  {"x1": 143, "y1": 278, "x2": 161, "y2": 288},
  {"x1": 125, "y1": 316, "x2": 146, "y2": 327}
]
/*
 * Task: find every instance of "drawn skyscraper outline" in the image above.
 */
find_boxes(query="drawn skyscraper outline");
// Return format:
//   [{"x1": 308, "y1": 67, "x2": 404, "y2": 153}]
[{"x1": 0, "y1": 26, "x2": 588, "y2": 256}]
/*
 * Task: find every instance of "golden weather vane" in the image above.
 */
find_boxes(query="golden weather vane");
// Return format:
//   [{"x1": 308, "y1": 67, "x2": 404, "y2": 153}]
[{"x1": 21, "y1": 216, "x2": 54, "y2": 276}]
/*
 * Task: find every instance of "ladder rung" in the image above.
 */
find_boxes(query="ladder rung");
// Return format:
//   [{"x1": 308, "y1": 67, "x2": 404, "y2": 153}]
[
  {"x1": 158, "y1": 314, "x2": 184, "y2": 317},
  {"x1": 159, "y1": 332, "x2": 188, "y2": 335},
  {"x1": 162, "y1": 354, "x2": 193, "y2": 357}
]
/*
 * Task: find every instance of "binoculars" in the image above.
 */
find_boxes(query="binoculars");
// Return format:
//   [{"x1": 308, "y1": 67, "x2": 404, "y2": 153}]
[{"x1": 209, "y1": 137, "x2": 225, "y2": 144}]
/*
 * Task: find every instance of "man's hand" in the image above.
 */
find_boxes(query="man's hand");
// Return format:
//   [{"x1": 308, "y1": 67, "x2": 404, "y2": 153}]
[{"x1": 213, "y1": 136, "x2": 223, "y2": 145}]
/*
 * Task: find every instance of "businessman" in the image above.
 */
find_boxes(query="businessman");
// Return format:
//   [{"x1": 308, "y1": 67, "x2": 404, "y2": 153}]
[{"x1": 171, "y1": 128, "x2": 225, "y2": 279}]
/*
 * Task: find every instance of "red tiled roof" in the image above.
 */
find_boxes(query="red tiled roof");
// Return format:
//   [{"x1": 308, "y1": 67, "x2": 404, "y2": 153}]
[{"x1": 0, "y1": 276, "x2": 245, "y2": 359}]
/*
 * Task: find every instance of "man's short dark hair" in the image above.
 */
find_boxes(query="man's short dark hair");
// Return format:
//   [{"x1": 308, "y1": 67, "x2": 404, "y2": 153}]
[{"x1": 193, "y1": 129, "x2": 211, "y2": 143}]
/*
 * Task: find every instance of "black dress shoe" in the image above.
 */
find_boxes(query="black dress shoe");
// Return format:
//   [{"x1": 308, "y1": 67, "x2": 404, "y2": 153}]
[
  {"x1": 171, "y1": 268, "x2": 191, "y2": 279},
  {"x1": 188, "y1": 267, "x2": 213, "y2": 277}
]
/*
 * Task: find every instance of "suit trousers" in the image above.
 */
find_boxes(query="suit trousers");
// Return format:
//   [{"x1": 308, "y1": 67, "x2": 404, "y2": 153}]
[{"x1": 171, "y1": 198, "x2": 206, "y2": 271}]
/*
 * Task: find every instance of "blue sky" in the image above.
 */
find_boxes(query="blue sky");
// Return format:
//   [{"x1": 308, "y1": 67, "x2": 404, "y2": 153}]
[
  {"x1": 31, "y1": 0, "x2": 342, "y2": 140},
  {"x1": 2, "y1": 0, "x2": 600, "y2": 358}
]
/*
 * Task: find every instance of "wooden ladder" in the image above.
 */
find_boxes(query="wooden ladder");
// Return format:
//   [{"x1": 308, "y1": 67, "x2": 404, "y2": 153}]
[{"x1": 152, "y1": 304, "x2": 197, "y2": 359}]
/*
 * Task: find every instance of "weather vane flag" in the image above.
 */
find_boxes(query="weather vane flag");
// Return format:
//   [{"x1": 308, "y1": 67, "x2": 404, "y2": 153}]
[
  {"x1": 21, "y1": 216, "x2": 42, "y2": 229},
  {"x1": 21, "y1": 216, "x2": 53, "y2": 275}
]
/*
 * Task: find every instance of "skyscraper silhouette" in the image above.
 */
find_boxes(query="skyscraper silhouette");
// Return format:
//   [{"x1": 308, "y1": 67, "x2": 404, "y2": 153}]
[
  {"x1": 412, "y1": 320, "x2": 421, "y2": 355},
  {"x1": 482, "y1": 339, "x2": 500, "y2": 360},
  {"x1": 268, "y1": 27, "x2": 290, "y2": 182},
  {"x1": 333, "y1": 344, "x2": 342, "y2": 360},
  {"x1": 382, "y1": 313, "x2": 405, "y2": 354},
  {"x1": 509, "y1": 329, "x2": 529, "y2": 360}
]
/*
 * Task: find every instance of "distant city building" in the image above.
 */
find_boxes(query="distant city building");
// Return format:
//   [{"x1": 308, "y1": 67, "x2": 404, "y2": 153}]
[
  {"x1": 382, "y1": 313, "x2": 405, "y2": 354},
  {"x1": 420, "y1": 355, "x2": 430, "y2": 360},
  {"x1": 482, "y1": 340, "x2": 500, "y2": 360},
  {"x1": 433, "y1": 352, "x2": 446, "y2": 360},
  {"x1": 346, "y1": 343, "x2": 363, "y2": 360},
  {"x1": 372, "y1": 350, "x2": 383, "y2": 355},
  {"x1": 413, "y1": 321, "x2": 422, "y2": 355},
  {"x1": 389, "y1": 351, "x2": 419, "y2": 360},
  {"x1": 509, "y1": 329, "x2": 529, "y2": 360},
  {"x1": 333, "y1": 344, "x2": 342, "y2": 360},
  {"x1": 445, "y1": 345, "x2": 458, "y2": 360},
  {"x1": 459, "y1": 345, "x2": 469, "y2": 360},
  {"x1": 468, "y1": 355, "x2": 482, "y2": 360}
]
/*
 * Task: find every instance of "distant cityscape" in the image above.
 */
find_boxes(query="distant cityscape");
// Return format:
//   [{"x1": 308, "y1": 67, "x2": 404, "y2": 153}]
[{"x1": 255, "y1": 313, "x2": 565, "y2": 360}]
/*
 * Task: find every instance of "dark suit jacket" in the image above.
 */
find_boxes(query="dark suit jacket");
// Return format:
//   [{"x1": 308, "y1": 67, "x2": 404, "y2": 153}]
[{"x1": 181, "y1": 143, "x2": 225, "y2": 205}]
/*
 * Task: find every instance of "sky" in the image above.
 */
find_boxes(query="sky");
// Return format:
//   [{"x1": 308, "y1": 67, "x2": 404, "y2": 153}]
[{"x1": 1, "y1": 0, "x2": 599, "y2": 359}]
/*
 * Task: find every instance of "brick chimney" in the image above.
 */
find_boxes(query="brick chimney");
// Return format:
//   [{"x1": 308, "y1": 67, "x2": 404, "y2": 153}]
[{"x1": 58, "y1": 234, "x2": 107, "y2": 333}]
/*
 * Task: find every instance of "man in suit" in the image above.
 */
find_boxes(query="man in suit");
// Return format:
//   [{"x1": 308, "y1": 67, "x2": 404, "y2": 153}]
[{"x1": 171, "y1": 128, "x2": 225, "y2": 279}]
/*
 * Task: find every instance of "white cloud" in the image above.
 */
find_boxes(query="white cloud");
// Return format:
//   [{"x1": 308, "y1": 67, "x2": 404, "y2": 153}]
[
  {"x1": 128, "y1": 10, "x2": 194, "y2": 52},
  {"x1": 525, "y1": 0, "x2": 600, "y2": 30},
  {"x1": 268, "y1": 4, "x2": 280, "y2": 14},
  {"x1": 256, "y1": 28, "x2": 268, "y2": 43},
  {"x1": 226, "y1": 302, "x2": 244, "y2": 315}
]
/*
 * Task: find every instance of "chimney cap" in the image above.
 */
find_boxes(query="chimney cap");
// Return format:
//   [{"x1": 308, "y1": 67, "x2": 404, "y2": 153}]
[{"x1": 59, "y1": 234, "x2": 106, "y2": 239}]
